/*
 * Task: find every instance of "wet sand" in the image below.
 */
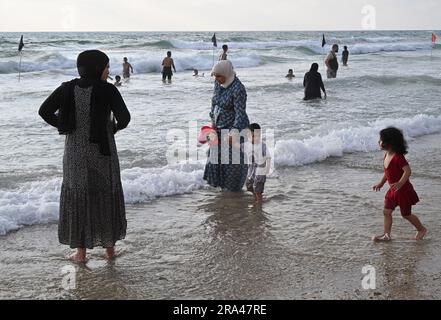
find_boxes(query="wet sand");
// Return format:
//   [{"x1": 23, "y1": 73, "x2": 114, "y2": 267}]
[{"x1": 0, "y1": 134, "x2": 440, "y2": 299}]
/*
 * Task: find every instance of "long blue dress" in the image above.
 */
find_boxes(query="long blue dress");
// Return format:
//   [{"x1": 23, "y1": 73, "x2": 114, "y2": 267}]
[{"x1": 203, "y1": 77, "x2": 250, "y2": 191}]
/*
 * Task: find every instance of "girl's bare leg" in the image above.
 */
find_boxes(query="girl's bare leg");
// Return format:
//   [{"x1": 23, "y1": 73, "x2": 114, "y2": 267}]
[
  {"x1": 373, "y1": 209, "x2": 393, "y2": 241},
  {"x1": 383, "y1": 209, "x2": 393, "y2": 235},
  {"x1": 403, "y1": 214, "x2": 427, "y2": 240}
]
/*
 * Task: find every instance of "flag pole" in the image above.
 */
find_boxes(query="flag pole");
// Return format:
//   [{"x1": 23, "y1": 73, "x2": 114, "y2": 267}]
[{"x1": 18, "y1": 52, "x2": 22, "y2": 82}]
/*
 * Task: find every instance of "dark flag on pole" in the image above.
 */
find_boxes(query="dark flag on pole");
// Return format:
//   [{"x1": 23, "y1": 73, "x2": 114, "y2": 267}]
[
  {"x1": 18, "y1": 35, "x2": 24, "y2": 52},
  {"x1": 212, "y1": 33, "x2": 217, "y2": 47},
  {"x1": 321, "y1": 34, "x2": 326, "y2": 47}
]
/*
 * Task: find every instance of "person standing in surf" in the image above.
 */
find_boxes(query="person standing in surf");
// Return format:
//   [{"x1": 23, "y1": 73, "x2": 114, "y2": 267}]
[
  {"x1": 342, "y1": 46, "x2": 349, "y2": 66},
  {"x1": 38, "y1": 50, "x2": 131, "y2": 263},
  {"x1": 162, "y1": 51, "x2": 176, "y2": 83},
  {"x1": 203, "y1": 60, "x2": 250, "y2": 192},
  {"x1": 325, "y1": 44, "x2": 339, "y2": 78},
  {"x1": 303, "y1": 63, "x2": 326, "y2": 100},
  {"x1": 372, "y1": 127, "x2": 427, "y2": 241},
  {"x1": 219, "y1": 44, "x2": 228, "y2": 61},
  {"x1": 122, "y1": 57, "x2": 133, "y2": 79}
]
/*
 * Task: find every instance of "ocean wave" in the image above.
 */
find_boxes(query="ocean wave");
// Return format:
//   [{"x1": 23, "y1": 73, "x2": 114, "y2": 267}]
[
  {"x1": 158, "y1": 39, "x2": 436, "y2": 55},
  {"x1": 0, "y1": 52, "x2": 262, "y2": 74},
  {"x1": 275, "y1": 114, "x2": 441, "y2": 166},
  {"x1": 0, "y1": 52, "x2": 76, "y2": 74},
  {"x1": 0, "y1": 162, "x2": 206, "y2": 235}
]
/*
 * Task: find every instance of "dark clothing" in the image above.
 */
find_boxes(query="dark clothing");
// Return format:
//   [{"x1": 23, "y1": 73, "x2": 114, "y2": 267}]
[
  {"x1": 303, "y1": 71, "x2": 325, "y2": 100},
  {"x1": 39, "y1": 80, "x2": 130, "y2": 155},
  {"x1": 58, "y1": 86, "x2": 127, "y2": 248},
  {"x1": 162, "y1": 66, "x2": 173, "y2": 81},
  {"x1": 342, "y1": 50, "x2": 349, "y2": 64}
]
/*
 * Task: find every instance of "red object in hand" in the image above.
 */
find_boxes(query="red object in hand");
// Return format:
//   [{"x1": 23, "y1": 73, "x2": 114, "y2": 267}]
[{"x1": 198, "y1": 125, "x2": 218, "y2": 145}]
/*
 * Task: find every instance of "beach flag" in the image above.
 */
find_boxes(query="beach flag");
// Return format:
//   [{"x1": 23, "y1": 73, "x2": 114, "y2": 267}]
[
  {"x1": 18, "y1": 35, "x2": 24, "y2": 82},
  {"x1": 321, "y1": 34, "x2": 326, "y2": 47},
  {"x1": 212, "y1": 33, "x2": 217, "y2": 47},
  {"x1": 432, "y1": 33, "x2": 437, "y2": 43},
  {"x1": 18, "y1": 35, "x2": 24, "y2": 52}
]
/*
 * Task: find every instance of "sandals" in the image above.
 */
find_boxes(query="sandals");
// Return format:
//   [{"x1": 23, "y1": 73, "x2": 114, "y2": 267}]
[{"x1": 373, "y1": 233, "x2": 392, "y2": 241}]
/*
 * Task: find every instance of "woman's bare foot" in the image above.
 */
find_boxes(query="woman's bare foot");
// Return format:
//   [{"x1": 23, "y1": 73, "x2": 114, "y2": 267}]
[
  {"x1": 415, "y1": 228, "x2": 427, "y2": 240},
  {"x1": 105, "y1": 247, "x2": 116, "y2": 260},
  {"x1": 372, "y1": 233, "x2": 392, "y2": 242},
  {"x1": 67, "y1": 249, "x2": 86, "y2": 263}
]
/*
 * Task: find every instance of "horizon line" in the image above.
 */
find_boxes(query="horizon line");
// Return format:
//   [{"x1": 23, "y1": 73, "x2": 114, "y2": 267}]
[{"x1": 1, "y1": 29, "x2": 441, "y2": 33}]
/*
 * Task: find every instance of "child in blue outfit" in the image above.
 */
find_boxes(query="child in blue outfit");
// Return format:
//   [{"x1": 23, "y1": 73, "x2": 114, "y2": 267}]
[{"x1": 243, "y1": 123, "x2": 271, "y2": 203}]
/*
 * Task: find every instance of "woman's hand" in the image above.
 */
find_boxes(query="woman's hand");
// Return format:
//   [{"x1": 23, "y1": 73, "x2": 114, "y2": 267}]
[
  {"x1": 391, "y1": 181, "x2": 404, "y2": 191},
  {"x1": 372, "y1": 182, "x2": 384, "y2": 192}
]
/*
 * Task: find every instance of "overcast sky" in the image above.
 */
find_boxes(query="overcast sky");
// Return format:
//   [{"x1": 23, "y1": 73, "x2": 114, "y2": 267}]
[{"x1": 1, "y1": 0, "x2": 440, "y2": 32}]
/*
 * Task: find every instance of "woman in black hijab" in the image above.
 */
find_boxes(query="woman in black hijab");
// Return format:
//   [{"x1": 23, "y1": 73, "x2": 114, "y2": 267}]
[
  {"x1": 39, "y1": 50, "x2": 131, "y2": 263},
  {"x1": 303, "y1": 63, "x2": 327, "y2": 100}
]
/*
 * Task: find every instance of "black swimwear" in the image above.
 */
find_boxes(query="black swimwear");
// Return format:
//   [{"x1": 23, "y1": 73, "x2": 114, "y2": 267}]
[
  {"x1": 303, "y1": 71, "x2": 325, "y2": 100},
  {"x1": 162, "y1": 66, "x2": 173, "y2": 80}
]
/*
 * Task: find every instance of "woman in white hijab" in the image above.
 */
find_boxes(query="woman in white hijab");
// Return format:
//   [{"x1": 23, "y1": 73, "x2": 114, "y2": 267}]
[{"x1": 203, "y1": 60, "x2": 250, "y2": 192}]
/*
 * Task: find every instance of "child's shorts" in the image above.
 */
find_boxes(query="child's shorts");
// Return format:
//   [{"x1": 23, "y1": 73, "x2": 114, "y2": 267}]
[
  {"x1": 246, "y1": 177, "x2": 266, "y2": 194},
  {"x1": 384, "y1": 198, "x2": 412, "y2": 217},
  {"x1": 384, "y1": 186, "x2": 419, "y2": 217}
]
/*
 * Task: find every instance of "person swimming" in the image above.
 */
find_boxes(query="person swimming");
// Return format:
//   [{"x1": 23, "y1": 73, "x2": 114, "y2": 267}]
[
  {"x1": 193, "y1": 69, "x2": 205, "y2": 77},
  {"x1": 114, "y1": 75, "x2": 122, "y2": 87},
  {"x1": 285, "y1": 69, "x2": 295, "y2": 79}
]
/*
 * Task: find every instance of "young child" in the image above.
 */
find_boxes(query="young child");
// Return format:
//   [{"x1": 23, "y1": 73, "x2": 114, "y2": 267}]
[
  {"x1": 372, "y1": 127, "x2": 427, "y2": 241},
  {"x1": 244, "y1": 123, "x2": 271, "y2": 204},
  {"x1": 285, "y1": 69, "x2": 295, "y2": 79},
  {"x1": 114, "y1": 75, "x2": 122, "y2": 87}
]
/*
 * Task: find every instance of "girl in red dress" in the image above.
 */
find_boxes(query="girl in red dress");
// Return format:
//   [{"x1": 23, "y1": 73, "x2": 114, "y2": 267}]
[{"x1": 372, "y1": 127, "x2": 427, "y2": 241}]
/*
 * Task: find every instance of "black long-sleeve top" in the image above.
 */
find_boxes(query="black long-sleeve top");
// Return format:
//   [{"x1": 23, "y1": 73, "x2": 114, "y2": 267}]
[
  {"x1": 39, "y1": 83, "x2": 130, "y2": 132},
  {"x1": 39, "y1": 81, "x2": 130, "y2": 155}
]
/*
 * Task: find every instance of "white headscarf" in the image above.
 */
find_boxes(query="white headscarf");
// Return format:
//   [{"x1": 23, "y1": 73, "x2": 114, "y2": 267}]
[{"x1": 211, "y1": 60, "x2": 236, "y2": 88}]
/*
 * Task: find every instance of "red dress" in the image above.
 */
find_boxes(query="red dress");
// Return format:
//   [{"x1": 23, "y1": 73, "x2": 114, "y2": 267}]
[{"x1": 384, "y1": 153, "x2": 419, "y2": 216}]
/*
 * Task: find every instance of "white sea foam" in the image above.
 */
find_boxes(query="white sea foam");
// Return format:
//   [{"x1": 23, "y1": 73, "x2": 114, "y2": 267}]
[
  {"x1": 0, "y1": 162, "x2": 205, "y2": 235},
  {"x1": 275, "y1": 114, "x2": 441, "y2": 166}
]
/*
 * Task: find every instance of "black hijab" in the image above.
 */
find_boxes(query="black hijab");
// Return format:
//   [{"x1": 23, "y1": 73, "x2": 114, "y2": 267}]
[
  {"x1": 310, "y1": 63, "x2": 319, "y2": 73},
  {"x1": 58, "y1": 50, "x2": 113, "y2": 155}
]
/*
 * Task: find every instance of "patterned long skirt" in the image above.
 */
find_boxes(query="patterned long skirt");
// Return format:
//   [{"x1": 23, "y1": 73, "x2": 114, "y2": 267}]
[{"x1": 203, "y1": 133, "x2": 248, "y2": 192}]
